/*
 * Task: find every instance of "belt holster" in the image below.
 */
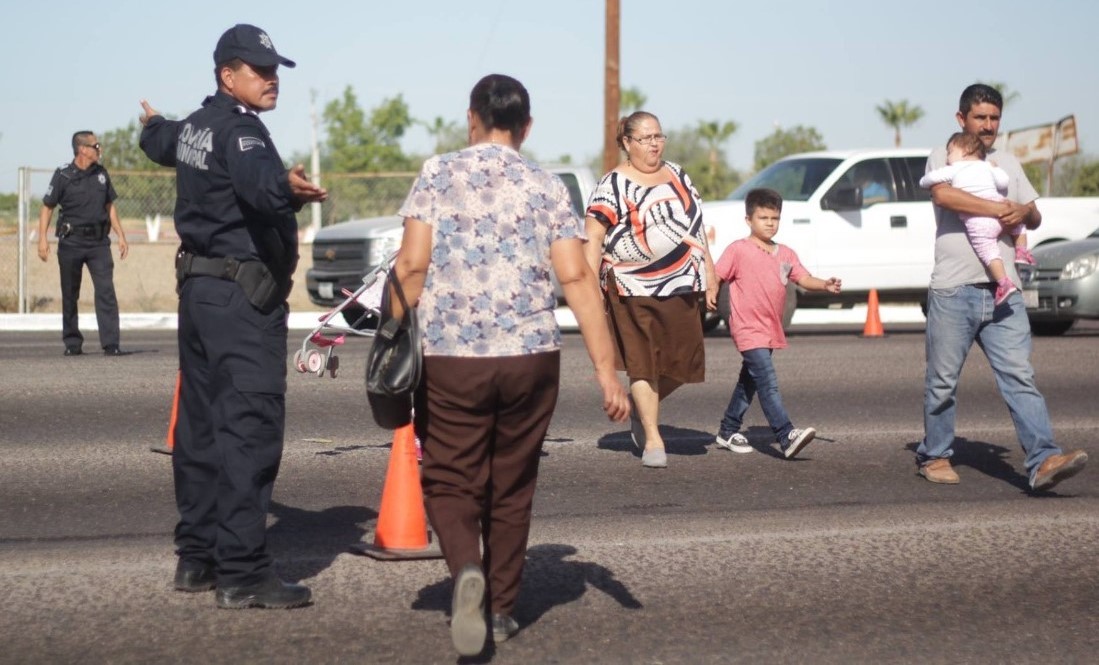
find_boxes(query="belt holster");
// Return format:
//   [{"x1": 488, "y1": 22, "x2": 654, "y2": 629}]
[{"x1": 176, "y1": 249, "x2": 290, "y2": 313}]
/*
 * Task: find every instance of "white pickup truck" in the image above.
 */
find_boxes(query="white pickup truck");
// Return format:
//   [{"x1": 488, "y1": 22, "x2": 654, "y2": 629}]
[
  {"x1": 306, "y1": 166, "x2": 598, "y2": 326},
  {"x1": 702, "y1": 148, "x2": 1099, "y2": 326}
]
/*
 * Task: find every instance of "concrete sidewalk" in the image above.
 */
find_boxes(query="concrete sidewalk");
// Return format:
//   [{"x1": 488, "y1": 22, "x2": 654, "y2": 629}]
[{"x1": 0, "y1": 305, "x2": 925, "y2": 332}]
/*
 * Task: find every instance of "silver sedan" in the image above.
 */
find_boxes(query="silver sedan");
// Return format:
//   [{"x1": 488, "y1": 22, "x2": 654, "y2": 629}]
[{"x1": 1021, "y1": 228, "x2": 1099, "y2": 335}]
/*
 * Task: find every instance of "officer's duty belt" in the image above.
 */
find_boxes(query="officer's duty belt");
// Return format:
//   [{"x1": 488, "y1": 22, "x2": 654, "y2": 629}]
[
  {"x1": 176, "y1": 250, "x2": 288, "y2": 313},
  {"x1": 59, "y1": 222, "x2": 107, "y2": 239}
]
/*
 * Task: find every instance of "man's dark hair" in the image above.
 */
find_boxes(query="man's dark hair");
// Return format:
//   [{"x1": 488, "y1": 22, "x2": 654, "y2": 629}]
[
  {"x1": 214, "y1": 58, "x2": 246, "y2": 88},
  {"x1": 959, "y1": 83, "x2": 1003, "y2": 115},
  {"x1": 947, "y1": 132, "x2": 987, "y2": 160},
  {"x1": 71, "y1": 131, "x2": 94, "y2": 156},
  {"x1": 745, "y1": 188, "x2": 783, "y2": 216},
  {"x1": 469, "y1": 74, "x2": 531, "y2": 138}
]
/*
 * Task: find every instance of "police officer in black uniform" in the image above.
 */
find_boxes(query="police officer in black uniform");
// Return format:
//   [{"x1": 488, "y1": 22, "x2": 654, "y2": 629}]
[
  {"x1": 138, "y1": 24, "x2": 327, "y2": 610},
  {"x1": 37, "y1": 132, "x2": 129, "y2": 356}
]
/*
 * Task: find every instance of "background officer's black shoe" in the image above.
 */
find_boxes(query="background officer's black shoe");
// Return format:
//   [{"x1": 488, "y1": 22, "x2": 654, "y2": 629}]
[
  {"x1": 174, "y1": 559, "x2": 216, "y2": 592},
  {"x1": 103, "y1": 345, "x2": 128, "y2": 356},
  {"x1": 215, "y1": 575, "x2": 311, "y2": 609},
  {"x1": 64, "y1": 347, "x2": 82, "y2": 356}
]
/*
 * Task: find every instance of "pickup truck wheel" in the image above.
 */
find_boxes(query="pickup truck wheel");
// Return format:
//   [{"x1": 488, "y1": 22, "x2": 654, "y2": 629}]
[
  {"x1": 1029, "y1": 319, "x2": 1074, "y2": 336},
  {"x1": 342, "y1": 306, "x2": 379, "y2": 331}
]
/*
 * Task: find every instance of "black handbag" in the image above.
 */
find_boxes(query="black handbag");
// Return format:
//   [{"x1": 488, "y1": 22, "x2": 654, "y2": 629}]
[{"x1": 364, "y1": 270, "x2": 423, "y2": 429}]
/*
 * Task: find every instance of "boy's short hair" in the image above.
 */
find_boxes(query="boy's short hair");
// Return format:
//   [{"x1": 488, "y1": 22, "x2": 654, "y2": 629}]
[
  {"x1": 947, "y1": 132, "x2": 986, "y2": 160},
  {"x1": 745, "y1": 188, "x2": 783, "y2": 216}
]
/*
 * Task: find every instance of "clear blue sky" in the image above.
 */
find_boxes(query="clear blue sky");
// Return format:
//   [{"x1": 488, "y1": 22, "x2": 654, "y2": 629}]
[{"x1": 3, "y1": 0, "x2": 1096, "y2": 194}]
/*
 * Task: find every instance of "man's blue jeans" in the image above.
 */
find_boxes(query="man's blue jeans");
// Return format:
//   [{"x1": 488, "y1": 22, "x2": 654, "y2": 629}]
[
  {"x1": 917, "y1": 284, "x2": 1060, "y2": 478},
  {"x1": 719, "y1": 348, "x2": 793, "y2": 445}
]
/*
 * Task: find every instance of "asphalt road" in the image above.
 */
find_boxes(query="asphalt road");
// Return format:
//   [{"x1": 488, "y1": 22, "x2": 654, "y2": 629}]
[{"x1": 2, "y1": 322, "x2": 1097, "y2": 664}]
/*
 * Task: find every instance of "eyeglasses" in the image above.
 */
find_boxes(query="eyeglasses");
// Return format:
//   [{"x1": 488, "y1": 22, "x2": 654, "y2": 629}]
[
  {"x1": 83, "y1": 143, "x2": 101, "y2": 152},
  {"x1": 629, "y1": 134, "x2": 667, "y2": 146}
]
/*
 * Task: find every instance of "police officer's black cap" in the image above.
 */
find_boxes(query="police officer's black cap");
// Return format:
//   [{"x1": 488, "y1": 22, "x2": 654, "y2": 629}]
[{"x1": 214, "y1": 24, "x2": 296, "y2": 69}]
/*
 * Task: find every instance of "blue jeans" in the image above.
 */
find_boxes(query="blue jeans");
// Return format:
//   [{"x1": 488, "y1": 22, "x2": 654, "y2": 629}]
[
  {"x1": 917, "y1": 284, "x2": 1060, "y2": 479},
  {"x1": 718, "y1": 348, "x2": 793, "y2": 446}
]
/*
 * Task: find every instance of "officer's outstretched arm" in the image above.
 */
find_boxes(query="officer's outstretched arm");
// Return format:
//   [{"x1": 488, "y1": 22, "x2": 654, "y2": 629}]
[{"x1": 138, "y1": 100, "x2": 178, "y2": 167}]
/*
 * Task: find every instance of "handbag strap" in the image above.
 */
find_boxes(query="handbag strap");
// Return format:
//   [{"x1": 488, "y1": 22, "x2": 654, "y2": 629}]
[{"x1": 386, "y1": 269, "x2": 412, "y2": 323}]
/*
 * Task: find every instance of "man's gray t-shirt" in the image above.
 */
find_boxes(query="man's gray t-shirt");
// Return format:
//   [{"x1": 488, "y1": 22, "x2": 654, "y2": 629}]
[{"x1": 927, "y1": 146, "x2": 1039, "y2": 289}]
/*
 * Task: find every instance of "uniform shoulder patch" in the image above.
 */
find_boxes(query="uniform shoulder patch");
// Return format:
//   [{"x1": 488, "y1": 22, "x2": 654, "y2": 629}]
[{"x1": 238, "y1": 136, "x2": 267, "y2": 152}]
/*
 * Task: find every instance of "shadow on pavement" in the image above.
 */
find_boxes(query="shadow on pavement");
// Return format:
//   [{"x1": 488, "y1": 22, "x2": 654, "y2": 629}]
[
  {"x1": 268, "y1": 501, "x2": 378, "y2": 582},
  {"x1": 412, "y1": 544, "x2": 641, "y2": 644},
  {"x1": 597, "y1": 425, "x2": 712, "y2": 458},
  {"x1": 902, "y1": 438, "x2": 1079, "y2": 495}
]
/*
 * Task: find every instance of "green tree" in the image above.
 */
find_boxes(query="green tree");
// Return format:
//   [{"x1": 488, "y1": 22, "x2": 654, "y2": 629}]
[
  {"x1": 323, "y1": 86, "x2": 415, "y2": 172},
  {"x1": 321, "y1": 87, "x2": 417, "y2": 223},
  {"x1": 99, "y1": 120, "x2": 161, "y2": 170},
  {"x1": 1070, "y1": 159, "x2": 1099, "y2": 196},
  {"x1": 620, "y1": 86, "x2": 648, "y2": 115},
  {"x1": 98, "y1": 119, "x2": 176, "y2": 219},
  {"x1": 696, "y1": 120, "x2": 739, "y2": 200},
  {"x1": 753, "y1": 125, "x2": 826, "y2": 172},
  {"x1": 984, "y1": 81, "x2": 1021, "y2": 109},
  {"x1": 419, "y1": 116, "x2": 465, "y2": 155},
  {"x1": 664, "y1": 126, "x2": 741, "y2": 201},
  {"x1": 876, "y1": 100, "x2": 924, "y2": 147}
]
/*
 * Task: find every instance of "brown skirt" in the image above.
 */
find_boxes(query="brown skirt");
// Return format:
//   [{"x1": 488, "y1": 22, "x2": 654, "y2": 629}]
[{"x1": 605, "y1": 286, "x2": 705, "y2": 384}]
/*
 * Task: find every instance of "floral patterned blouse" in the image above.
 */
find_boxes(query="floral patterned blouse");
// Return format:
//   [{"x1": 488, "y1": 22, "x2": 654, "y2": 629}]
[
  {"x1": 398, "y1": 143, "x2": 583, "y2": 357},
  {"x1": 585, "y1": 161, "x2": 710, "y2": 297}
]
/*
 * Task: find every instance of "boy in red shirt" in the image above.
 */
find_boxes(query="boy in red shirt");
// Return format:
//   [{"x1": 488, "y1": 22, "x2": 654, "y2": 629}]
[{"x1": 713, "y1": 188, "x2": 842, "y2": 458}]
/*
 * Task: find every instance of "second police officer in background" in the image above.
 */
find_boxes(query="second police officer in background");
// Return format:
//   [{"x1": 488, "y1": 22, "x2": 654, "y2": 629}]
[
  {"x1": 37, "y1": 131, "x2": 129, "y2": 356},
  {"x1": 139, "y1": 24, "x2": 327, "y2": 609}
]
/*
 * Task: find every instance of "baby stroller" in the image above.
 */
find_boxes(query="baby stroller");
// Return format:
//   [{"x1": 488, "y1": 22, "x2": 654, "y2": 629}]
[{"x1": 293, "y1": 252, "x2": 395, "y2": 379}]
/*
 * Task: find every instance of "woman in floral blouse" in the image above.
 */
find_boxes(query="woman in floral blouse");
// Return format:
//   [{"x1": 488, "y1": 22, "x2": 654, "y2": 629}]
[
  {"x1": 390, "y1": 74, "x2": 629, "y2": 657},
  {"x1": 585, "y1": 111, "x2": 718, "y2": 469}
]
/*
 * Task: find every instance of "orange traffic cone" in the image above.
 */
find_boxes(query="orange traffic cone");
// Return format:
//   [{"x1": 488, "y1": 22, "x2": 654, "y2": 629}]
[
  {"x1": 861, "y1": 289, "x2": 885, "y2": 338},
  {"x1": 352, "y1": 423, "x2": 443, "y2": 560},
  {"x1": 151, "y1": 371, "x2": 181, "y2": 455}
]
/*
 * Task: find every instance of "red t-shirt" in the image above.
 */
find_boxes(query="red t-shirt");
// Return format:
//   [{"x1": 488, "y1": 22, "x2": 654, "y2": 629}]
[{"x1": 715, "y1": 239, "x2": 808, "y2": 351}]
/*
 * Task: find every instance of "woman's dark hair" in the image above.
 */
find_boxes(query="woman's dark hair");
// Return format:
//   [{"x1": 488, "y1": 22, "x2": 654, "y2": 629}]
[
  {"x1": 947, "y1": 131, "x2": 986, "y2": 160},
  {"x1": 616, "y1": 111, "x2": 659, "y2": 152},
  {"x1": 469, "y1": 74, "x2": 531, "y2": 137}
]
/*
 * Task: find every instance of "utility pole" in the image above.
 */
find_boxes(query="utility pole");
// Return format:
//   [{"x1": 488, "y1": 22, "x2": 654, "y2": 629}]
[
  {"x1": 308, "y1": 90, "x2": 322, "y2": 242},
  {"x1": 603, "y1": 0, "x2": 620, "y2": 174}
]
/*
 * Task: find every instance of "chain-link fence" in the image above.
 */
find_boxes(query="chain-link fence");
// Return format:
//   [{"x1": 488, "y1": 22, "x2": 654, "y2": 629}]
[{"x1": 2, "y1": 168, "x2": 416, "y2": 313}]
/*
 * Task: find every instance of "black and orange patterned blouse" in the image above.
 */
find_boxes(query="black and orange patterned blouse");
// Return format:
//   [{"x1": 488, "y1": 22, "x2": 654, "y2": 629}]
[{"x1": 585, "y1": 161, "x2": 710, "y2": 297}]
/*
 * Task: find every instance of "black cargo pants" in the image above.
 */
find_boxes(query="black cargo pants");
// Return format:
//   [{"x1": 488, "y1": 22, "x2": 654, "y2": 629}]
[
  {"x1": 57, "y1": 237, "x2": 120, "y2": 350},
  {"x1": 172, "y1": 275, "x2": 288, "y2": 587}
]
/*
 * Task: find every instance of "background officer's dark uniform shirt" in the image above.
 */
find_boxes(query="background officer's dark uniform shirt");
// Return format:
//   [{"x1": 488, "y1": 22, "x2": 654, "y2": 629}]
[
  {"x1": 139, "y1": 90, "x2": 300, "y2": 279},
  {"x1": 42, "y1": 162, "x2": 117, "y2": 230}
]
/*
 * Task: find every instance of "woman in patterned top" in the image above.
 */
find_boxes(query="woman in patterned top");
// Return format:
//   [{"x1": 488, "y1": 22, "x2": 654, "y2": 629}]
[
  {"x1": 390, "y1": 74, "x2": 629, "y2": 657},
  {"x1": 584, "y1": 111, "x2": 718, "y2": 469}
]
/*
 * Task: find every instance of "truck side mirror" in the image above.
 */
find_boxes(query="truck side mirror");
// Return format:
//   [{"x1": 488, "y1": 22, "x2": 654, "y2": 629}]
[{"x1": 821, "y1": 184, "x2": 863, "y2": 211}]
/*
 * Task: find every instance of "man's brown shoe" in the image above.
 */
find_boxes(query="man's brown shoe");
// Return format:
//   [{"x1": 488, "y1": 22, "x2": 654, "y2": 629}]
[
  {"x1": 1030, "y1": 450, "x2": 1088, "y2": 491},
  {"x1": 918, "y1": 459, "x2": 960, "y2": 484}
]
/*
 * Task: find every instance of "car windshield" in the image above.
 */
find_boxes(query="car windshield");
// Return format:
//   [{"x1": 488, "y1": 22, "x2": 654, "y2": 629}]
[{"x1": 727, "y1": 158, "x2": 843, "y2": 201}]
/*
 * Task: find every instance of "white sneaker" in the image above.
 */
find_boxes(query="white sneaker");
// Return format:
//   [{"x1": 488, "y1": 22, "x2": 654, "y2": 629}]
[
  {"x1": 715, "y1": 432, "x2": 753, "y2": 454},
  {"x1": 783, "y1": 428, "x2": 816, "y2": 459}
]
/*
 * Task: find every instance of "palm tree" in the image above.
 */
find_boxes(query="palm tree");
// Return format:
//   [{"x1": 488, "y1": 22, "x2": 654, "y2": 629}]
[
  {"x1": 876, "y1": 100, "x2": 924, "y2": 147},
  {"x1": 697, "y1": 120, "x2": 738, "y2": 195},
  {"x1": 420, "y1": 116, "x2": 460, "y2": 153},
  {"x1": 620, "y1": 87, "x2": 648, "y2": 115},
  {"x1": 984, "y1": 81, "x2": 1021, "y2": 109}
]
